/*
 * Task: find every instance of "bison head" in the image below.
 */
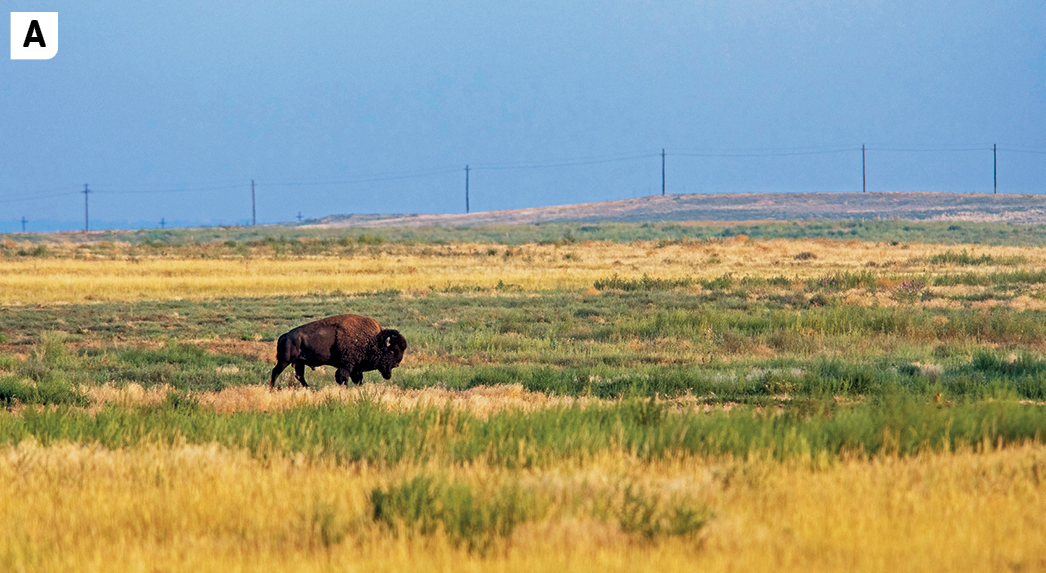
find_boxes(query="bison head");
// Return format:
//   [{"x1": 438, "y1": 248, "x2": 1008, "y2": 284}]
[{"x1": 376, "y1": 329, "x2": 407, "y2": 380}]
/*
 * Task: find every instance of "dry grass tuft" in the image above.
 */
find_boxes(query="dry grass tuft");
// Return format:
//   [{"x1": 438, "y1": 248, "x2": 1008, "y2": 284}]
[
  {"x1": 80, "y1": 382, "x2": 597, "y2": 417},
  {"x1": 910, "y1": 362, "x2": 945, "y2": 381},
  {"x1": 81, "y1": 383, "x2": 170, "y2": 414}
]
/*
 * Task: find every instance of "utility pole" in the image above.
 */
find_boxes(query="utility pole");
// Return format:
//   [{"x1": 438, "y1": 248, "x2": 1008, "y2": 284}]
[
  {"x1": 83, "y1": 184, "x2": 91, "y2": 232},
  {"x1": 661, "y1": 149, "x2": 666, "y2": 196},
  {"x1": 993, "y1": 144, "x2": 997, "y2": 194},
  {"x1": 20, "y1": 216, "x2": 27, "y2": 233},
  {"x1": 465, "y1": 165, "x2": 470, "y2": 214},
  {"x1": 160, "y1": 217, "x2": 165, "y2": 229},
  {"x1": 297, "y1": 211, "x2": 303, "y2": 223},
  {"x1": 251, "y1": 180, "x2": 256, "y2": 225},
  {"x1": 861, "y1": 145, "x2": 866, "y2": 193}
]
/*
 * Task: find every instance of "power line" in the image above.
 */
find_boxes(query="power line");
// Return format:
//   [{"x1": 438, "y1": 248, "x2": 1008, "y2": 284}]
[
  {"x1": 472, "y1": 152, "x2": 657, "y2": 171},
  {"x1": 258, "y1": 167, "x2": 460, "y2": 187},
  {"x1": 671, "y1": 147, "x2": 859, "y2": 158},
  {"x1": 0, "y1": 189, "x2": 80, "y2": 204},
  {"x1": 867, "y1": 146, "x2": 994, "y2": 152},
  {"x1": 997, "y1": 147, "x2": 1046, "y2": 155},
  {"x1": 98, "y1": 183, "x2": 247, "y2": 195},
  {"x1": 88, "y1": 178, "x2": 246, "y2": 190},
  {"x1": 2, "y1": 142, "x2": 1044, "y2": 223}
]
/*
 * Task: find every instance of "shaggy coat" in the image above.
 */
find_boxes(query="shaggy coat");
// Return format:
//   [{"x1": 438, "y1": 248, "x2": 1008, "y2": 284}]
[{"x1": 270, "y1": 314, "x2": 407, "y2": 389}]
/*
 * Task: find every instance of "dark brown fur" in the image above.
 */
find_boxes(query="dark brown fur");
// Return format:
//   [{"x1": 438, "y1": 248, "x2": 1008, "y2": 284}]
[{"x1": 270, "y1": 314, "x2": 407, "y2": 389}]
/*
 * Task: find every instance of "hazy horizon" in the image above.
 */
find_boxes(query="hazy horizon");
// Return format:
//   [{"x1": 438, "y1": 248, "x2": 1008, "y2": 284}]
[{"x1": 3, "y1": 1, "x2": 1044, "y2": 232}]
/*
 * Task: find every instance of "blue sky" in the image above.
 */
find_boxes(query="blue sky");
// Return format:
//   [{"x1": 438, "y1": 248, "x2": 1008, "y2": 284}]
[{"x1": 2, "y1": 1, "x2": 1044, "y2": 231}]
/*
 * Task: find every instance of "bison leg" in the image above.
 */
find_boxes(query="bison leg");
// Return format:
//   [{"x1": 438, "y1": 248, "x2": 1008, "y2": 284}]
[
  {"x1": 270, "y1": 360, "x2": 289, "y2": 390},
  {"x1": 335, "y1": 368, "x2": 351, "y2": 386},
  {"x1": 350, "y1": 371, "x2": 364, "y2": 385},
  {"x1": 294, "y1": 362, "x2": 310, "y2": 388}
]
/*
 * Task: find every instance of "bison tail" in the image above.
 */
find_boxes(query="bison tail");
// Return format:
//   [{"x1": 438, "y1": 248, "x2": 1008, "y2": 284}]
[{"x1": 274, "y1": 333, "x2": 297, "y2": 362}]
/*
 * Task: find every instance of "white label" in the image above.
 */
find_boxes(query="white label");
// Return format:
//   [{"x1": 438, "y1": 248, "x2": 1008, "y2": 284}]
[{"x1": 11, "y1": 12, "x2": 58, "y2": 60}]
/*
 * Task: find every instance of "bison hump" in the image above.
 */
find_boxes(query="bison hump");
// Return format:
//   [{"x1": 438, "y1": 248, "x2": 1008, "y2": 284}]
[
  {"x1": 320, "y1": 314, "x2": 381, "y2": 335},
  {"x1": 320, "y1": 315, "x2": 381, "y2": 350}
]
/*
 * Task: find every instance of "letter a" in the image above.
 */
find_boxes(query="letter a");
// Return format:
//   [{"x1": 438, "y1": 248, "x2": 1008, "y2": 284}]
[
  {"x1": 11, "y1": 13, "x2": 58, "y2": 60},
  {"x1": 23, "y1": 19, "x2": 45, "y2": 47}
]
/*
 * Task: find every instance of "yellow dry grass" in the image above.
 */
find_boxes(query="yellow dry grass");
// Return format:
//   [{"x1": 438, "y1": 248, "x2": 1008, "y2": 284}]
[
  {"x1": 79, "y1": 382, "x2": 595, "y2": 417},
  {"x1": 1, "y1": 439, "x2": 1043, "y2": 572},
  {"x1": 77, "y1": 382, "x2": 734, "y2": 418},
  {"x1": 2, "y1": 239, "x2": 1044, "y2": 304}
]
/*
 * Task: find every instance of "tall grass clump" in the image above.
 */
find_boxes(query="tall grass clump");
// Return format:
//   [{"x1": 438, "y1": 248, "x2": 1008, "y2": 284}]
[
  {"x1": 370, "y1": 475, "x2": 536, "y2": 553},
  {"x1": 890, "y1": 279, "x2": 927, "y2": 304},
  {"x1": 933, "y1": 269, "x2": 1046, "y2": 287},
  {"x1": 963, "y1": 351, "x2": 1046, "y2": 400},
  {"x1": 0, "y1": 332, "x2": 88, "y2": 407},
  {"x1": 594, "y1": 274, "x2": 696, "y2": 291},
  {"x1": 303, "y1": 497, "x2": 349, "y2": 553},
  {"x1": 33, "y1": 331, "x2": 73, "y2": 368},
  {"x1": 618, "y1": 484, "x2": 712, "y2": 540},
  {"x1": 0, "y1": 376, "x2": 86, "y2": 407},
  {"x1": 928, "y1": 249, "x2": 1027, "y2": 266},
  {"x1": 808, "y1": 271, "x2": 878, "y2": 291}
]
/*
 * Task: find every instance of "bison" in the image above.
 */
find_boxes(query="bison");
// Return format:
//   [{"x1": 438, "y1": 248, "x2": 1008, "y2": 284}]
[{"x1": 270, "y1": 314, "x2": 407, "y2": 389}]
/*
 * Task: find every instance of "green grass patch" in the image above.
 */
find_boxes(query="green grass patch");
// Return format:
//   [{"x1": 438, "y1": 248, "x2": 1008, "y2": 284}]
[
  {"x1": 933, "y1": 269, "x2": 1046, "y2": 287},
  {"x1": 8, "y1": 291, "x2": 1046, "y2": 400},
  {"x1": 0, "y1": 376, "x2": 87, "y2": 407},
  {"x1": 10, "y1": 219, "x2": 1046, "y2": 248},
  {"x1": 2, "y1": 397, "x2": 1044, "y2": 465},
  {"x1": 808, "y1": 271, "x2": 879, "y2": 291},
  {"x1": 594, "y1": 274, "x2": 697, "y2": 292},
  {"x1": 927, "y1": 249, "x2": 1028, "y2": 266}
]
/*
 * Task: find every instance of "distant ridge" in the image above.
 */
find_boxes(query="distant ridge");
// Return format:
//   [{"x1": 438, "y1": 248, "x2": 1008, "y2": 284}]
[{"x1": 304, "y1": 192, "x2": 1046, "y2": 228}]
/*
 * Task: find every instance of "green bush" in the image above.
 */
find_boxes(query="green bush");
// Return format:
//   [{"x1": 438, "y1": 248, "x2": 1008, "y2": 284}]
[
  {"x1": 35, "y1": 331, "x2": 72, "y2": 368},
  {"x1": 370, "y1": 476, "x2": 536, "y2": 553},
  {"x1": 0, "y1": 376, "x2": 87, "y2": 407},
  {"x1": 619, "y1": 484, "x2": 711, "y2": 540},
  {"x1": 303, "y1": 497, "x2": 348, "y2": 552},
  {"x1": 356, "y1": 233, "x2": 385, "y2": 246}
]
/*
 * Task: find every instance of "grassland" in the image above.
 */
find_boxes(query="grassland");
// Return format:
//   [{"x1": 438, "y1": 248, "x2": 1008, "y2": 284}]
[
  {"x1": 11, "y1": 217, "x2": 1046, "y2": 247},
  {"x1": 1, "y1": 221, "x2": 1045, "y2": 571},
  {"x1": 2, "y1": 440, "x2": 1043, "y2": 572}
]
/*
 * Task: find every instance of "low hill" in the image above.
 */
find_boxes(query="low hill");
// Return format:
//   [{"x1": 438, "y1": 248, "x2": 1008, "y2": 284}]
[{"x1": 304, "y1": 192, "x2": 1046, "y2": 228}]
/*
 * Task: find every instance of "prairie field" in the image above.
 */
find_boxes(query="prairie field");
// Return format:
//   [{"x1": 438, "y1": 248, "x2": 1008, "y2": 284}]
[{"x1": 1, "y1": 221, "x2": 1046, "y2": 571}]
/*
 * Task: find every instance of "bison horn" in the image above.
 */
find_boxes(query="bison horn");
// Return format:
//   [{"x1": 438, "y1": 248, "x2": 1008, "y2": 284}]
[{"x1": 386, "y1": 337, "x2": 391, "y2": 347}]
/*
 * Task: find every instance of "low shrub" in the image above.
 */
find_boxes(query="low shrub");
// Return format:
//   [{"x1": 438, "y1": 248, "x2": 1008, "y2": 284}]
[{"x1": 370, "y1": 476, "x2": 536, "y2": 553}]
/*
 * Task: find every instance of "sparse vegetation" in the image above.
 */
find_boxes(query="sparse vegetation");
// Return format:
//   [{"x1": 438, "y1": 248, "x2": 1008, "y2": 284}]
[{"x1": 927, "y1": 249, "x2": 1028, "y2": 266}]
